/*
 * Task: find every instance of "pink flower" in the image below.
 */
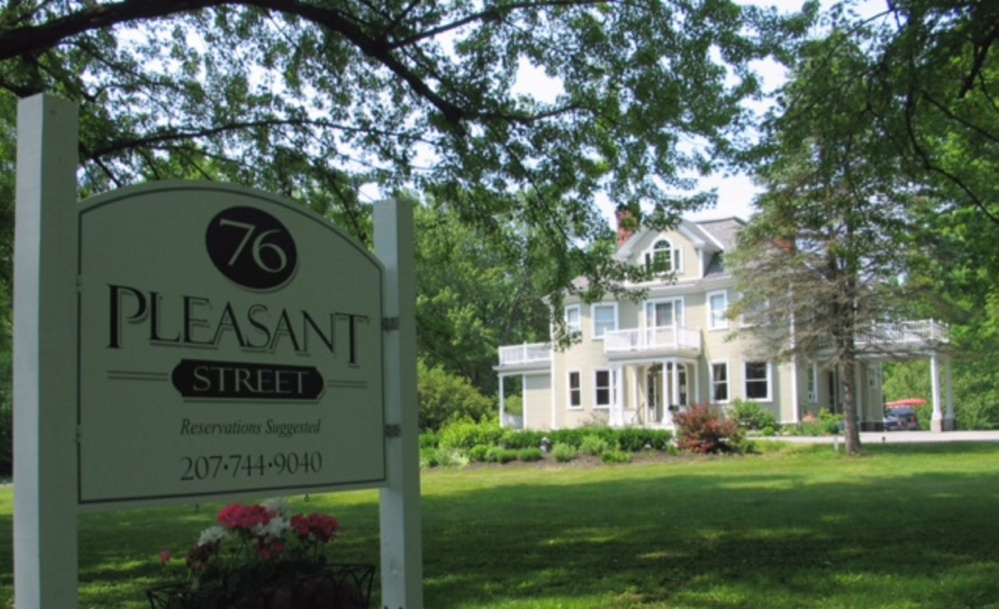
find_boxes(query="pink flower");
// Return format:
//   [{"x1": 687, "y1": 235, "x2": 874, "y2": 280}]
[
  {"x1": 217, "y1": 503, "x2": 275, "y2": 531},
  {"x1": 158, "y1": 550, "x2": 172, "y2": 564},
  {"x1": 290, "y1": 513, "x2": 339, "y2": 543}
]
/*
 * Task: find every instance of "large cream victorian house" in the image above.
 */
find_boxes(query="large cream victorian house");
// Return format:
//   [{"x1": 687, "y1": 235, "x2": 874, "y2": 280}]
[{"x1": 496, "y1": 217, "x2": 955, "y2": 432}]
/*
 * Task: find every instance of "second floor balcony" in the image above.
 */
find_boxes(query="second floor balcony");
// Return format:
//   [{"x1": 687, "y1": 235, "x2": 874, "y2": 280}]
[
  {"x1": 857, "y1": 319, "x2": 950, "y2": 350},
  {"x1": 603, "y1": 326, "x2": 701, "y2": 357},
  {"x1": 497, "y1": 342, "x2": 552, "y2": 370}
]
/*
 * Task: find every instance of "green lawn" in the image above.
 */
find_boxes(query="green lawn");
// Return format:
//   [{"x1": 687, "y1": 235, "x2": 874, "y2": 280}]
[{"x1": 3, "y1": 443, "x2": 999, "y2": 608}]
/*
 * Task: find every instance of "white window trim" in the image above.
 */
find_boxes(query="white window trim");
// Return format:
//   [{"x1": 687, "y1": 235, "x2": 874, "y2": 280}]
[
  {"x1": 707, "y1": 290, "x2": 729, "y2": 331},
  {"x1": 593, "y1": 368, "x2": 614, "y2": 409},
  {"x1": 567, "y1": 370, "x2": 582, "y2": 410},
  {"x1": 565, "y1": 305, "x2": 581, "y2": 336},
  {"x1": 710, "y1": 360, "x2": 730, "y2": 404},
  {"x1": 743, "y1": 360, "x2": 773, "y2": 403},
  {"x1": 591, "y1": 302, "x2": 619, "y2": 341},
  {"x1": 643, "y1": 297, "x2": 685, "y2": 328},
  {"x1": 642, "y1": 237, "x2": 683, "y2": 276}
]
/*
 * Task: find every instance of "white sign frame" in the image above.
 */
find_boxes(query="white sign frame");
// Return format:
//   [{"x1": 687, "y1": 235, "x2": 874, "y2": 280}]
[{"x1": 13, "y1": 93, "x2": 424, "y2": 608}]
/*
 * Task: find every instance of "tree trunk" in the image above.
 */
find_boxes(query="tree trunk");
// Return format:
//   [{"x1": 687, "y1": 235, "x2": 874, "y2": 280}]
[{"x1": 839, "y1": 360, "x2": 862, "y2": 455}]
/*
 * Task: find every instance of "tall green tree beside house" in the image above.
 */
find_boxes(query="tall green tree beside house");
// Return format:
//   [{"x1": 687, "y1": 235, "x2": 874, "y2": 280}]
[{"x1": 730, "y1": 33, "x2": 927, "y2": 455}]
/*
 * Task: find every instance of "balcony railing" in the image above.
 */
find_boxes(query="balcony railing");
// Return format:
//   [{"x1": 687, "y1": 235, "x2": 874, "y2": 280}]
[
  {"x1": 498, "y1": 343, "x2": 552, "y2": 367},
  {"x1": 859, "y1": 320, "x2": 950, "y2": 346},
  {"x1": 603, "y1": 326, "x2": 701, "y2": 355}
]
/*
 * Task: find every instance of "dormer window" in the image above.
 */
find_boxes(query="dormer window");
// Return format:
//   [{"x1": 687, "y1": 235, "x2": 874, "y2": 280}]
[{"x1": 644, "y1": 239, "x2": 681, "y2": 274}]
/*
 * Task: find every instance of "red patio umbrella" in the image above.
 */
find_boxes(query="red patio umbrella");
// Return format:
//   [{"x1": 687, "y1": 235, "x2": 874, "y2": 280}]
[{"x1": 885, "y1": 398, "x2": 927, "y2": 408}]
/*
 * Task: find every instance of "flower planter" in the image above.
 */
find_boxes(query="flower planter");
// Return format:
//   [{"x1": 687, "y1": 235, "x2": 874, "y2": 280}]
[{"x1": 147, "y1": 563, "x2": 374, "y2": 609}]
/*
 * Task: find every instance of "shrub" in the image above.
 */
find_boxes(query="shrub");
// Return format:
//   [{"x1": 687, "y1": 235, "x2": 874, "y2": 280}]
[
  {"x1": 548, "y1": 428, "x2": 584, "y2": 448},
  {"x1": 500, "y1": 430, "x2": 545, "y2": 450},
  {"x1": 551, "y1": 443, "x2": 577, "y2": 462},
  {"x1": 468, "y1": 444, "x2": 490, "y2": 462},
  {"x1": 579, "y1": 435, "x2": 610, "y2": 456},
  {"x1": 431, "y1": 448, "x2": 467, "y2": 468},
  {"x1": 418, "y1": 360, "x2": 495, "y2": 432},
  {"x1": 674, "y1": 402, "x2": 743, "y2": 454},
  {"x1": 600, "y1": 450, "x2": 633, "y2": 464},
  {"x1": 793, "y1": 409, "x2": 843, "y2": 436},
  {"x1": 438, "y1": 419, "x2": 504, "y2": 452},
  {"x1": 615, "y1": 428, "x2": 674, "y2": 452},
  {"x1": 419, "y1": 433, "x2": 440, "y2": 449},
  {"x1": 420, "y1": 447, "x2": 439, "y2": 468},
  {"x1": 484, "y1": 446, "x2": 503, "y2": 463},
  {"x1": 729, "y1": 399, "x2": 779, "y2": 432},
  {"x1": 496, "y1": 449, "x2": 519, "y2": 464},
  {"x1": 518, "y1": 448, "x2": 544, "y2": 462}
]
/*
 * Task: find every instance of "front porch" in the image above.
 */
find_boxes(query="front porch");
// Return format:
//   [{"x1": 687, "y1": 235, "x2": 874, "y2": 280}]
[{"x1": 606, "y1": 358, "x2": 701, "y2": 429}]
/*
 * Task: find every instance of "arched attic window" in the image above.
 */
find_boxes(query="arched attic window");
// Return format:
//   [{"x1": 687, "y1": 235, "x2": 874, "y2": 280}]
[{"x1": 644, "y1": 239, "x2": 681, "y2": 273}]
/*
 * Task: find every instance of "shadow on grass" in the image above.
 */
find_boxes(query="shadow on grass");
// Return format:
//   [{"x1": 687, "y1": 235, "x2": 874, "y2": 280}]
[
  {"x1": 3, "y1": 445, "x2": 999, "y2": 608},
  {"x1": 417, "y1": 455, "x2": 999, "y2": 608}
]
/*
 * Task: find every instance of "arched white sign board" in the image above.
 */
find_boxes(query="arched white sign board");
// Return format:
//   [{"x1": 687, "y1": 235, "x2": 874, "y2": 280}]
[{"x1": 78, "y1": 182, "x2": 385, "y2": 505}]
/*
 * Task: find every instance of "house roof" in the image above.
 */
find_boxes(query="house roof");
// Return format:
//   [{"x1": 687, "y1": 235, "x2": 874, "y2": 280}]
[
  {"x1": 617, "y1": 216, "x2": 745, "y2": 258},
  {"x1": 692, "y1": 217, "x2": 745, "y2": 252},
  {"x1": 573, "y1": 215, "x2": 746, "y2": 292}
]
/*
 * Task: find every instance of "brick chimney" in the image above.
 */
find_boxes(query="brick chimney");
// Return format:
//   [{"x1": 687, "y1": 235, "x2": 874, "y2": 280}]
[
  {"x1": 773, "y1": 235, "x2": 796, "y2": 254},
  {"x1": 616, "y1": 207, "x2": 638, "y2": 248}
]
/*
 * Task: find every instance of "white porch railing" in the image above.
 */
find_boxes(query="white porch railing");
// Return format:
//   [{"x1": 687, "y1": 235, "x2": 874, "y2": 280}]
[
  {"x1": 603, "y1": 326, "x2": 701, "y2": 355},
  {"x1": 861, "y1": 320, "x2": 950, "y2": 346},
  {"x1": 498, "y1": 342, "x2": 552, "y2": 367}
]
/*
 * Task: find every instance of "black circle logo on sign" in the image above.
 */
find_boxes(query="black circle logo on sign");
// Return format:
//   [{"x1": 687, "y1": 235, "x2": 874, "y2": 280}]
[{"x1": 206, "y1": 206, "x2": 298, "y2": 290}]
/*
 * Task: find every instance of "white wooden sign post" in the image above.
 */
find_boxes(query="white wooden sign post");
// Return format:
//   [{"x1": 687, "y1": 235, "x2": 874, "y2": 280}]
[{"x1": 13, "y1": 93, "x2": 423, "y2": 608}]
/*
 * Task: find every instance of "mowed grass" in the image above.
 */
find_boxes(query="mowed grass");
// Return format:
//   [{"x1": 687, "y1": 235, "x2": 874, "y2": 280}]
[{"x1": 3, "y1": 442, "x2": 999, "y2": 608}]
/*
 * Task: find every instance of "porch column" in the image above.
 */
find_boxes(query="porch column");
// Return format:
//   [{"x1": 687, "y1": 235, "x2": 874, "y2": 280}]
[
  {"x1": 790, "y1": 355, "x2": 800, "y2": 424},
  {"x1": 662, "y1": 361, "x2": 672, "y2": 427},
  {"x1": 930, "y1": 352, "x2": 944, "y2": 432},
  {"x1": 614, "y1": 365, "x2": 625, "y2": 427},
  {"x1": 498, "y1": 375, "x2": 506, "y2": 427},
  {"x1": 945, "y1": 356, "x2": 955, "y2": 431}
]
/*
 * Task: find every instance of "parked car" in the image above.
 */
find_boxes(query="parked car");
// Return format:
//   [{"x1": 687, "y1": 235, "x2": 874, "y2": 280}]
[{"x1": 884, "y1": 407, "x2": 920, "y2": 431}]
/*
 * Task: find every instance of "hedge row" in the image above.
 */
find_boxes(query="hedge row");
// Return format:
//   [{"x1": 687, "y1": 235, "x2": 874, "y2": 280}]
[{"x1": 423, "y1": 421, "x2": 673, "y2": 454}]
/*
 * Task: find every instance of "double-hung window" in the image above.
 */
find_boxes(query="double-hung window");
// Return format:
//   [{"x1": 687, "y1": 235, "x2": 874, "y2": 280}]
[
  {"x1": 744, "y1": 361, "x2": 772, "y2": 401},
  {"x1": 592, "y1": 303, "x2": 617, "y2": 339},
  {"x1": 565, "y1": 305, "x2": 581, "y2": 337},
  {"x1": 567, "y1": 371, "x2": 581, "y2": 409},
  {"x1": 707, "y1": 290, "x2": 728, "y2": 330},
  {"x1": 594, "y1": 369, "x2": 615, "y2": 408},
  {"x1": 711, "y1": 362, "x2": 729, "y2": 403}
]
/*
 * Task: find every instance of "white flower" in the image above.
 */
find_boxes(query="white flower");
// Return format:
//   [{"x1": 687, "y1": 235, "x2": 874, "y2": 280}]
[
  {"x1": 197, "y1": 526, "x2": 229, "y2": 547},
  {"x1": 262, "y1": 497, "x2": 293, "y2": 519},
  {"x1": 253, "y1": 516, "x2": 290, "y2": 540}
]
